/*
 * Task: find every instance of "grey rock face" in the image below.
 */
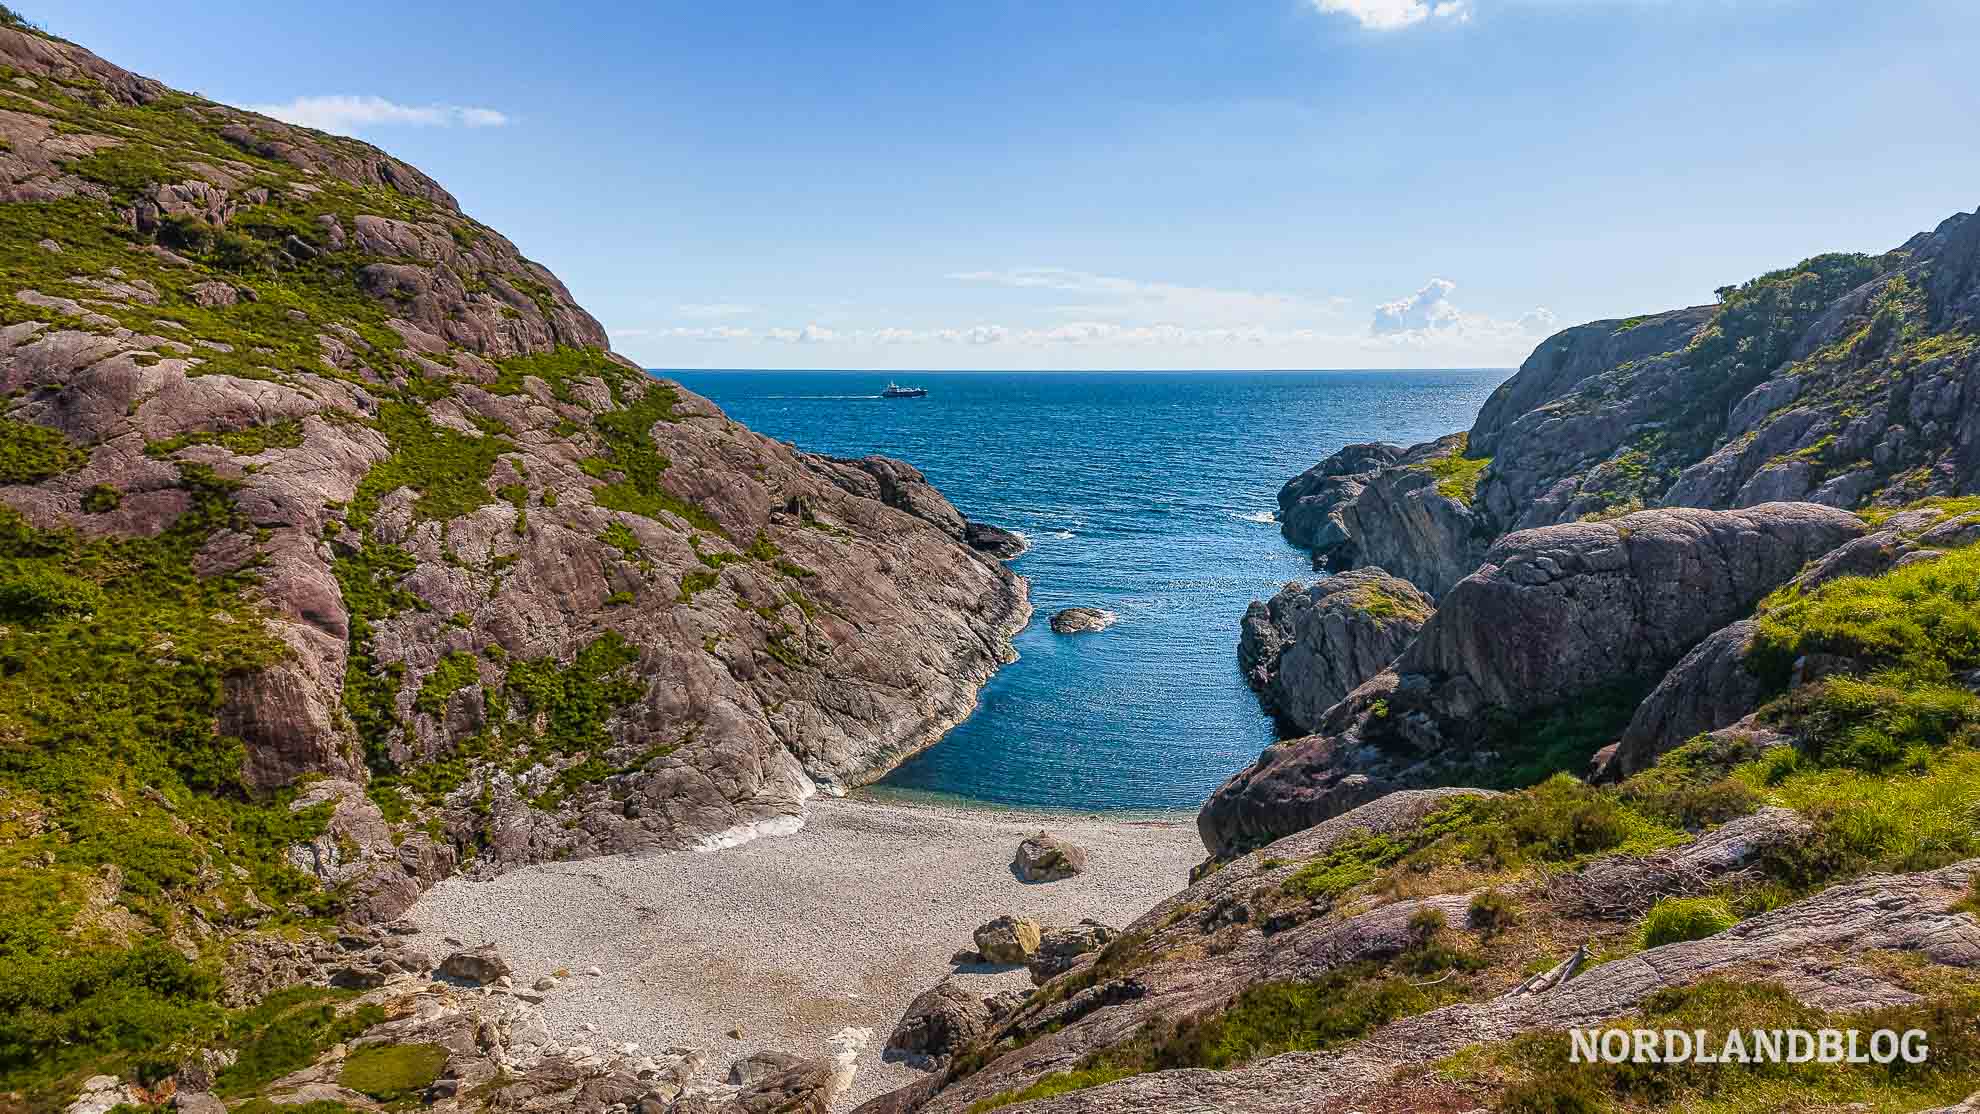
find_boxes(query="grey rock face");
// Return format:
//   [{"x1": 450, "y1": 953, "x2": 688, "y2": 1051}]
[
  {"x1": 971, "y1": 915, "x2": 1043, "y2": 965},
  {"x1": 1013, "y1": 832, "x2": 1088, "y2": 882},
  {"x1": 1200, "y1": 504, "x2": 1863, "y2": 856},
  {"x1": 727, "y1": 1050, "x2": 805, "y2": 1087},
  {"x1": 1408, "y1": 503, "x2": 1863, "y2": 713},
  {"x1": 1599, "y1": 620, "x2": 1766, "y2": 780},
  {"x1": 1238, "y1": 569, "x2": 1432, "y2": 734},
  {"x1": 885, "y1": 982, "x2": 991, "y2": 1058},
  {"x1": 1277, "y1": 442, "x2": 1402, "y2": 552}
]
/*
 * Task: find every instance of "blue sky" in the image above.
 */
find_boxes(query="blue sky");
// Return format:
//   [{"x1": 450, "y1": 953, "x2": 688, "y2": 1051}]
[{"x1": 43, "y1": 1, "x2": 1980, "y2": 371}]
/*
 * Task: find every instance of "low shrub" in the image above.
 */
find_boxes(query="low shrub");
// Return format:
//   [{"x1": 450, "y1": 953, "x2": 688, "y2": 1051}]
[{"x1": 338, "y1": 1043, "x2": 447, "y2": 1102}]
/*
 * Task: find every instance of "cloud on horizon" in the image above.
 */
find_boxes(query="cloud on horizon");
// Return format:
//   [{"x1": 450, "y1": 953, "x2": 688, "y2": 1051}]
[
  {"x1": 1311, "y1": 0, "x2": 1473, "y2": 30},
  {"x1": 1369, "y1": 277, "x2": 1556, "y2": 345},
  {"x1": 249, "y1": 95, "x2": 510, "y2": 135}
]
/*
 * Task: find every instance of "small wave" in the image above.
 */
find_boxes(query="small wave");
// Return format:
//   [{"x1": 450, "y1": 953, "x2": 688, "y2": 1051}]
[
  {"x1": 1231, "y1": 510, "x2": 1277, "y2": 524},
  {"x1": 1048, "y1": 530, "x2": 1075, "y2": 540}
]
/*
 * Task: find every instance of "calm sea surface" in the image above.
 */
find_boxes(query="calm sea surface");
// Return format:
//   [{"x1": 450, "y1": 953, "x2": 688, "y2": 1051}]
[{"x1": 668, "y1": 370, "x2": 1506, "y2": 812}]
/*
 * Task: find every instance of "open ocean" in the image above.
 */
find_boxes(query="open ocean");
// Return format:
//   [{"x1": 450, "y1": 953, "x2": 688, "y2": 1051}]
[{"x1": 669, "y1": 369, "x2": 1507, "y2": 812}]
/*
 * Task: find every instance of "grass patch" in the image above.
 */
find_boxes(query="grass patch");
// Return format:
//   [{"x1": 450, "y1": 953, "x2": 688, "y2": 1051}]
[
  {"x1": 1639, "y1": 896, "x2": 1738, "y2": 949},
  {"x1": 1410, "y1": 433, "x2": 1490, "y2": 504},
  {"x1": 337, "y1": 1043, "x2": 446, "y2": 1102},
  {"x1": 966, "y1": 1065, "x2": 1140, "y2": 1113},
  {"x1": 216, "y1": 987, "x2": 383, "y2": 1097}
]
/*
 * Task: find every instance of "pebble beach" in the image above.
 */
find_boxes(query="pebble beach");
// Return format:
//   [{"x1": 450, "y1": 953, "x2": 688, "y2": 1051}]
[{"x1": 405, "y1": 794, "x2": 1201, "y2": 1107}]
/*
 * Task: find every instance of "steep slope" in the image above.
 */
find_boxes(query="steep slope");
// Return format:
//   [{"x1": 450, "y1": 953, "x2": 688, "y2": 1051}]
[{"x1": 0, "y1": 16, "x2": 1024, "y2": 1105}]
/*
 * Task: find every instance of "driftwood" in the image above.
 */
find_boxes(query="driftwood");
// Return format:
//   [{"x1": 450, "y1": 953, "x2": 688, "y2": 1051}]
[{"x1": 1511, "y1": 943, "x2": 1591, "y2": 996}]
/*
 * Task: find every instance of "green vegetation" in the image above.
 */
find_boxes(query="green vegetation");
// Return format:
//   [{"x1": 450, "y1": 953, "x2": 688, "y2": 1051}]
[
  {"x1": 599, "y1": 521, "x2": 642, "y2": 557},
  {"x1": 0, "y1": 417, "x2": 86, "y2": 483},
  {"x1": 348, "y1": 401, "x2": 514, "y2": 532},
  {"x1": 337, "y1": 1042, "x2": 447, "y2": 1102},
  {"x1": 1411, "y1": 433, "x2": 1490, "y2": 503},
  {"x1": 1350, "y1": 583, "x2": 1432, "y2": 623},
  {"x1": 966, "y1": 1065, "x2": 1140, "y2": 1113},
  {"x1": 1638, "y1": 896, "x2": 1738, "y2": 948},
  {"x1": 1475, "y1": 683, "x2": 1652, "y2": 791},
  {"x1": 1467, "y1": 888, "x2": 1518, "y2": 935},
  {"x1": 215, "y1": 988, "x2": 383, "y2": 1097},
  {"x1": 1282, "y1": 831, "x2": 1412, "y2": 902},
  {"x1": 79, "y1": 483, "x2": 121, "y2": 514},
  {"x1": 144, "y1": 419, "x2": 305, "y2": 459},
  {"x1": 414, "y1": 650, "x2": 481, "y2": 716},
  {"x1": 0, "y1": 467, "x2": 338, "y2": 1106}
]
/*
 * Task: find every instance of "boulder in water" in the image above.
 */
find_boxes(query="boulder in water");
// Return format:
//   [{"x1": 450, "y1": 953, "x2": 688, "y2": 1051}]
[{"x1": 1049, "y1": 607, "x2": 1115, "y2": 634}]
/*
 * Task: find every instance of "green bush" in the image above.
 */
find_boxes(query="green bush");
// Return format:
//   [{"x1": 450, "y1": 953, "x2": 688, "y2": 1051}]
[
  {"x1": 216, "y1": 988, "x2": 382, "y2": 1096},
  {"x1": 0, "y1": 560, "x2": 102, "y2": 622},
  {"x1": 1639, "y1": 896, "x2": 1737, "y2": 948}
]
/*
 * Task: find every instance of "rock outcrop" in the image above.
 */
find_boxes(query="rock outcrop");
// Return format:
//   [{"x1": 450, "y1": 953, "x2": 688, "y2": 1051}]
[
  {"x1": 1202, "y1": 504, "x2": 1864, "y2": 855},
  {"x1": 1276, "y1": 435, "x2": 1487, "y2": 596},
  {"x1": 886, "y1": 983, "x2": 992, "y2": 1060},
  {"x1": 1237, "y1": 568, "x2": 1431, "y2": 734}
]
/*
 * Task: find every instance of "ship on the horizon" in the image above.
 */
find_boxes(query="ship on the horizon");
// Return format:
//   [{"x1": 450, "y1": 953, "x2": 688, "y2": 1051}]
[{"x1": 880, "y1": 382, "x2": 929, "y2": 398}]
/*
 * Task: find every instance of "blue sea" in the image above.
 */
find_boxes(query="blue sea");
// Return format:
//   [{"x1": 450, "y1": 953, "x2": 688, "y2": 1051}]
[{"x1": 669, "y1": 370, "x2": 1507, "y2": 812}]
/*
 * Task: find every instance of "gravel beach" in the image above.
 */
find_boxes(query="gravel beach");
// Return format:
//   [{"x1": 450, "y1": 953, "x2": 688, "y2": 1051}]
[{"x1": 405, "y1": 793, "x2": 1201, "y2": 1107}]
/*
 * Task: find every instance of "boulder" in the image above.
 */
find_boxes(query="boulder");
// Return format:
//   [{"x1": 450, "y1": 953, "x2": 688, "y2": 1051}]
[
  {"x1": 438, "y1": 944, "x2": 511, "y2": 986},
  {"x1": 1048, "y1": 607, "x2": 1115, "y2": 634},
  {"x1": 971, "y1": 915, "x2": 1042, "y2": 965},
  {"x1": 885, "y1": 982, "x2": 991, "y2": 1058},
  {"x1": 1027, "y1": 920, "x2": 1117, "y2": 984},
  {"x1": 1238, "y1": 569, "x2": 1431, "y2": 734},
  {"x1": 1012, "y1": 832, "x2": 1087, "y2": 882},
  {"x1": 1406, "y1": 503, "x2": 1864, "y2": 714}
]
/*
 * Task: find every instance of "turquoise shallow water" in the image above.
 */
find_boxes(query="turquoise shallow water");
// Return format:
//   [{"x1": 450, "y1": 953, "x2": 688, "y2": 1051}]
[{"x1": 669, "y1": 369, "x2": 1506, "y2": 812}]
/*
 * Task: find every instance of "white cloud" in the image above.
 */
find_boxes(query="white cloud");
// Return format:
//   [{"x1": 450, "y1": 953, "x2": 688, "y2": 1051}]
[
  {"x1": 1371, "y1": 278, "x2": 1461, "y2": 335},
  {"x1": 674, "y1": 302, "x2": 757, "y2": 319},
  {"x1": 249, "y1": 95, "x2": 510, "y2": 135},
  {"x1": 616, "y1": 326, "x2": 751, "y2": 342},
  {"x1": 1366, "y1": 277, "x2": 1561, "y2": 349},
  {"x1": 1311, "y1": 0, "x2": 1473, "y2": 31},
  {"x1": 948, "y1": 267, "x2": 1326, "y2": 326}
]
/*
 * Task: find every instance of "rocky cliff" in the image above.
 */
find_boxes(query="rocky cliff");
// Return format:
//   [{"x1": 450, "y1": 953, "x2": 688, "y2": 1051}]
[
  {"x1": 0, "y1": 17, "x2": 1024, "y2": 1109},
  {"x1": 1277, "y1": 211, "x2": 1980, "y2": 597}
]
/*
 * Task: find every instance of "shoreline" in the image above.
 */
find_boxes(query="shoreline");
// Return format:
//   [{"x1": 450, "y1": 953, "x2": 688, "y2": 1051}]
[{"x1": 405, "y1": 793, "x2": 1201, "y2": 1109}]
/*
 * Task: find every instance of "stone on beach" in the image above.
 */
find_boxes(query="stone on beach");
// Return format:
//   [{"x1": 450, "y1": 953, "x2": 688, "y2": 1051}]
[
  {"x1": 1012, "y1": 832, "x2": 1087, "y2": 882},
  {"x1": 971, "y1": 915, "x2": 1042, "y2": 964}
]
